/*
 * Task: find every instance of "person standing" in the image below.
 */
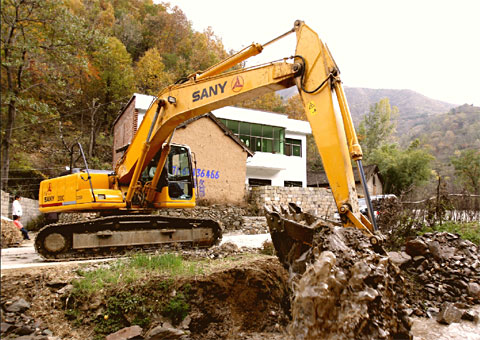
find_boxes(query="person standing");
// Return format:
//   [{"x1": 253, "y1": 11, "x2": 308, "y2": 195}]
[
  {"x1": 12, "y1": 195, "x2": 22, "y2": 220},
  {"x1": 13, "y1": 215, "x2": 30, "y2": 240}
]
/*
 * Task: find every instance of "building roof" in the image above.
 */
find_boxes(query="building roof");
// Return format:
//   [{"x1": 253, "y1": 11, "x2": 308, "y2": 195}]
[
  {"x1": 307, "y1": 164, "x2": 380, "y2": 187},
  {"x1": 176, "y1": 112, "x2": 254, "y2": 157}
]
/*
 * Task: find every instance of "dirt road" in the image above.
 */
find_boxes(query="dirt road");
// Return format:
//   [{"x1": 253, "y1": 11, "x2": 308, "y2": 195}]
[{"x1": 1, "y1": 233, "x2": 272, "y2": 272}]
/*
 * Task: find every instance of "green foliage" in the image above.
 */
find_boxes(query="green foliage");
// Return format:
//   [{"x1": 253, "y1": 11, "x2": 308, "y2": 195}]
[
  {"x1": 450, "y1": 149, "x2": 480, "y2": 195},
  {"x1": 162, "y1": 291, "x2": 190, "y2": 325},
  {"x1": 1, "y1": 0, "x2": 230, "y2": 192},
  {"x1": 93, "y1": 292, "x2": 152, "y2": 338},
  {"x1": 358, "y1": 98, "x2": 398, "y2": 160},
  {"x1": 72, "y1": 253, "x2": 201, "y2": 296},
  {"x1": 421, "y1": 221, "x2": 480, "y2": 245},
  {"x1": 404, "y1": 104, "x2": 480, "y2": 178},
  {"x1": 134, "y1": 47, "x2": 171, "y2": 95},
  {"x1": 370, "y1": 141, "x2": 434, "y2": 195}
]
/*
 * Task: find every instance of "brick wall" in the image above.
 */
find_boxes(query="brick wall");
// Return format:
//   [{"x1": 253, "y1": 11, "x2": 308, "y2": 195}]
[
  {"x1": 1, "y1": 190, "x2": 41, "y2": 225},
  {"x1": 249, "y1": 186, "x2": 337, "y2": 218}
]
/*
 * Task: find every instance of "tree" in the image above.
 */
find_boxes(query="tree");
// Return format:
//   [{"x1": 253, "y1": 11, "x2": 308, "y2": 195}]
[
  {"x1": 1, "y1": 0, "x2": 92, "y2": 190},
  {"x1": 86, "y1": 37, "x2": 135, "y2": 158},
  {"x1": 358, "y1": 98, "x2": 398, "y2": 160},
  {"x1": 450, "y1": 149, "x2": 480, "y2": 197},
  {"x1": 369, "y1": 141, "x2": 434, "y2": 195},
  {"x1": 135, "y1": 48, "x2": 173, "y2": 95}
]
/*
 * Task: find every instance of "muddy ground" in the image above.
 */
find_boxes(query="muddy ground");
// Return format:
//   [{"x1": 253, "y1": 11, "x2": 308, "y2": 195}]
[
  {"x1": 2, "y1": 246, "x2": 480, "y2": 340},
  {"x1": 1, "y1": 252, "x2": 292, "y2": 340},
  {"x1": 2, "y1": 222, "x2": 480, "y2": 340}
]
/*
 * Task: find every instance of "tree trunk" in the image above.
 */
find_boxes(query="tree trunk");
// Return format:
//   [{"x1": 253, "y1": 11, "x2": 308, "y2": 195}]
[
  {"x1": 1, "y1": 98, "x2": 17, "y2": 191},
  {"x1": 88, "y1": 100, "x2": 99, "y2": 159}
]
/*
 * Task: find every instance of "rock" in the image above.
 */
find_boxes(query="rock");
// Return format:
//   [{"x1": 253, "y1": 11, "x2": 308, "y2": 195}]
[
  {"x1": 6, "y1": 298, "x2": 30, "y2": 313},
  {"x1": 387, "y1": 251, "x2": 411, "y2": 267},
  {"x1": 467, "y1": 282, "x2": 480, "y2": 299},
  {"x1": 437, "y1": 302, "x2": 463, "y2": 324},
  {"x1": 57, "y1": 284, "x2": 73, "y2": 295},
  {"x1": 145, "y1": 325, "x2": 185, "y2": 340},
  {"x1": 461, "y1": 310, "x2": 479, "y2": 322},
  {"x1": 405, "y1": 239, "x2": 428, "y2": 256},
  {"x1": 180, "y1": 316, "x2": 191, "y2": 330},
  {"x1": 42, "y1": 329, "x2": 54, "y2": 336},
  {"x1": 14, "y1": 325, "x2": 34, "y2": 335},
  {"x1": 106, "y1": 325, "x2": 143, "y2": 340},
  {"x1": 1, "y1": 322, "x2": 15, "y2": 334},
  {"x1": 426, "y1": 307, "x2": 439, "y2": 318}
]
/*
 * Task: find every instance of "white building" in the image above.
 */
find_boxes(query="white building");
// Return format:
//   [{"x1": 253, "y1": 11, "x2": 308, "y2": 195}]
[{"x1": 213, "y1": 106, "x2": 311, "y2": 187}]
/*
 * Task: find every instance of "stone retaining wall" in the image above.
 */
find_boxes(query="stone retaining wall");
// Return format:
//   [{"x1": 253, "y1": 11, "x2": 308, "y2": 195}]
[
  {"x1": 249, "y1": 186, "x2": 337, "y2": 218},
  {"x1": 0, "y1": 190, "x2": 41, "y2": 225}
]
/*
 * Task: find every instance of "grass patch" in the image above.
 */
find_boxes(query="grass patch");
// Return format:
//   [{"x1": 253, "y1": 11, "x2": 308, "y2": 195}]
[
  {"x1": 72, "y1": 253, "x2": 203, "y2": 296},
  {"x1": 421, "y1": 221, "x2": 480, "y2": 245}
]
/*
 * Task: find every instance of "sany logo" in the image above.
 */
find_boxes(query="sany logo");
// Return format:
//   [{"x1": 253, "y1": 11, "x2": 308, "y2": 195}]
[
  {"x1": 47, "y1": 183, "x2": 52, "y2": 194},
  {"x1": 231, "y1": 76, "x2": 244, "y2": 93}
]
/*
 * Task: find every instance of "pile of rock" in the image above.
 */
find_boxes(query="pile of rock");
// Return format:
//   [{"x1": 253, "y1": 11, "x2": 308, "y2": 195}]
[
  {"x1": 289, "y1": 225, "x2": 412, "y2": 340},
  {"x1": 1, "y1": 297, "x2": 60, "y2": 340},
  {"x1": 388, "y1": 231, "x2": 480, "y2": 319},
  {"x1": 1, "y1": 218, "x2": 23, "y2": 248}
]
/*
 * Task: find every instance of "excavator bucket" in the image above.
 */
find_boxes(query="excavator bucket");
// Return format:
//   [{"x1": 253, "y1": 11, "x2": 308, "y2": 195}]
[
  {"x1": 264, "y1": 203, "x2": 338, "y2": 273},
  {"x1": 265, "y1": 203, "x2": 385, "y2": 273}
]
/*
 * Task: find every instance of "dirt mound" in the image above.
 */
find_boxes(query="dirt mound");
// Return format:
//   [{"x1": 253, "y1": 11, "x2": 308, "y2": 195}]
[
  {"x1": 1, "y1": 218, "x2": 23, "y2": 248},
  {"x1": 288, "y1": 226, "x2": 411, "y2": 340},
  {"x1": 187, "y1": 257, "x2": 291, "y2": 339},
  {"x1": 2, "y1": 256, "x2": 290, "y2": 339}
]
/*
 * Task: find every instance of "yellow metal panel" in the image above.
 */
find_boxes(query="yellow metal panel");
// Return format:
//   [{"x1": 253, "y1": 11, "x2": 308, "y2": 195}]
[{"x1": 294, "y1": 23, "x2": 360, "y2": 221}]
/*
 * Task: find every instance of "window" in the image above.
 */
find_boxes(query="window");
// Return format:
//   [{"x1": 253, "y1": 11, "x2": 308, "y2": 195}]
[
  {"x1": 248, "y1": 178, "x2": 272, "y2": 187},
  {"x1": 219, "y1": 118, "x2": 286, "y2": 155},
  {"x1": 285, "y1": 138, "x2": 302, "y2": 156},
  {"x1": 284, "y1": 181, "x2": 302, "y2": 187}
]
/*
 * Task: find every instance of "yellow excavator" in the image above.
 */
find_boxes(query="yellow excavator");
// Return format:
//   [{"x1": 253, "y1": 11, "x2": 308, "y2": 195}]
[{"x1": 36, "y1": 20, "x2": 379, "y2": 261}]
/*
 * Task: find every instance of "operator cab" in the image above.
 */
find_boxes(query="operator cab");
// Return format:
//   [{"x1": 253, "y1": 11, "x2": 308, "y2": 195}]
[{"x1": 141, "y1": 143, "x2": 194, "y2": 201}]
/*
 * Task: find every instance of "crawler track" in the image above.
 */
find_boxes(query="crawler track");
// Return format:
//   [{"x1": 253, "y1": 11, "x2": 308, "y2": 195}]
[{"x1": 34, "y1": 215, "x2": 222, "y2": 261}]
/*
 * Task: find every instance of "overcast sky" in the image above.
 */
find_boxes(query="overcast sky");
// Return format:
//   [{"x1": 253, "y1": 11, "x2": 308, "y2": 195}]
[{"x1": 168, "y1": 0, "x2": 480, "y2": 106}]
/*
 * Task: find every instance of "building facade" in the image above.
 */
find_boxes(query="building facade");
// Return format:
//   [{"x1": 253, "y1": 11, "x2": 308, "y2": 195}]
[{"x1": 213, "y1": 106, "x2": 311, "y2": 187}]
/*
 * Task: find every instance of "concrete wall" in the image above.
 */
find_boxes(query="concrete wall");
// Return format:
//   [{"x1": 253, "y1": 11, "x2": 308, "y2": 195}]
[
  {"x1": 249, "y1": 186, "x2": 337, "y2": 218},
  {"x1": 1, "y1": 190, "x2": 41, "y2": 225},
  {"x1": 173, "y1": 117, "x2": 249, "y2": 205}
]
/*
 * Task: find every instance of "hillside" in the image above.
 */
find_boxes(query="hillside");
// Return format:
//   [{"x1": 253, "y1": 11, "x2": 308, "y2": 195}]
[
  {"x1": 404, "y1": 104, "x2": 480, "y2": 165},
  {"x1": 343, "y1": 87, "x2": 456, "y2": 120},
  {"x1": 277, "y1": 86, "x2": 458, "y2": 137}
]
